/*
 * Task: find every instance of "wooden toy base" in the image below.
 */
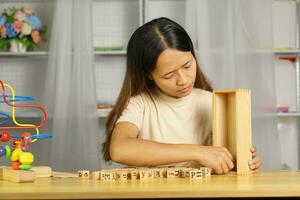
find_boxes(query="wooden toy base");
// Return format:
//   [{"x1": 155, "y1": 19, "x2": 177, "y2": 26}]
[{"x1": 0, "y1": 166, "x2": 52, "y2": 183}]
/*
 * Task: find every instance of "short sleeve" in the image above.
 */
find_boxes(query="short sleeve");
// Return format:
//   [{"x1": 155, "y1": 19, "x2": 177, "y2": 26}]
[{"x1": 116, "y1": 95, "x2": 145, "y2": 131}]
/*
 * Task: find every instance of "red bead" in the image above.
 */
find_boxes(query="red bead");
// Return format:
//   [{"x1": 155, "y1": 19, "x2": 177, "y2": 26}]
[{"x1": 0, "y1": 131, "x2": 11, "y2": 142}]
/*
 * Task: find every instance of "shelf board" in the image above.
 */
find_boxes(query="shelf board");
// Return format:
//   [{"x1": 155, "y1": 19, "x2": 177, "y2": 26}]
[
  {"x1": 273, "y1": 49, "x2": 300, "y2": 56},
  {"x1": 0, "y1": 51, "x2": 48, "y2": 58},
  {"x1": 277, "y1": 112, "x2": 300, "y2": 117},
  {"x1": 0, "y1": 51, "x2": 126, "y2": 57},
  {"x1": 94, "y1": 50, "x2": 126, "y2": 55}
]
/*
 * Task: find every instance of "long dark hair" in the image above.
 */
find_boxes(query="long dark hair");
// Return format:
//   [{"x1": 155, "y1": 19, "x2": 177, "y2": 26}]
[{"x1": 102, "y1": 17, "x2": 212, "y2": 161}]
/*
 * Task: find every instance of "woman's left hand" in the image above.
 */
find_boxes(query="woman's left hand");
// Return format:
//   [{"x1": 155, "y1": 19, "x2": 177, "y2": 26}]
[{"x1": 249, "y1": 146, "x2": 261, "y2": 173}]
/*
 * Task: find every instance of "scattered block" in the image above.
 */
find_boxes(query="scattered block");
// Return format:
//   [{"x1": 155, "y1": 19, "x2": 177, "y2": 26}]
[
  {"x1": 77, "y1": 170, "x2": 90, "y2": 178},
  {"x1": 185, "y1": 168, "x2": 202, "y2": 180},
  {"x1": 0, "y1": 166, "x2": 35, "y2": 182},
  {"x1": 100, "y1": 170, "x2": 116, "y2": 181},
  {"x1": 92, "y1": 171, "x2": 101, "y2": 180},
  {"x1": 152, "y1": 168, "x2": 164, "y2": 178},
  {"x1": 167, "y1": 167, "x2": 181, "y2": 178},
  {"x1": 180, "y1": 167, "x2": 191, "y2": 178},
  {"x1": 200, "y1": 167, "x2": 211, "y2": 177},
  {"x1": 124, "y1": 168, "x2": 138, "y2": 180},
  {"x1": 212, "y1": 89, "x2": 252, "y2": 175},
  {"x1": 116, "y1": 170, "x2": 127, "y2": 181},
  {"x1": 139, "y1": 168, "x2": 152, "y2": 180}
]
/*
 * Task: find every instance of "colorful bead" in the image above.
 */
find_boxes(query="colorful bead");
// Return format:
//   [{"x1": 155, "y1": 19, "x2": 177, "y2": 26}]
[
  {"x1": 0, "y1": 131, "x2": 11, "y2": 142},
  {"x1": 11, "y1": 161, "x2": 20, "y2": 170},
  {"x1": 0, "y1": 146, "x2": 5, "y2": 157},
  {"x1": 19, "y1": 164, "x2": 32, "y2": 170},
  {"x1": 5, "y1": 145, "x2": 11, "y2": 158},
  {"x1": 19, "y1": 151, "x2": 34, "y2": 165}
]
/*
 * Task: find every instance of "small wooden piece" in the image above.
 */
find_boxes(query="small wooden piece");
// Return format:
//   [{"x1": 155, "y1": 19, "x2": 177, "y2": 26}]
[
  {"x1": 116, "y1": 170, "x2": 127, "y2": 181},
  {"x1": 167, "y1": 167, "x2": 181, "y2": 178},
  {"x1": 92, "y1": 171, "x2": 101, "y2": 180},
  {"x1": 212, "y1": 89, "x2": 252, "y2": 175},
  {"x1": 123, "y1": 168, "x2": 138, "y2": 180},
  {"x1": 30, "y1": 166, "x2": 52, "y2": 178},
  {"x1": 152, "y1": 168, "x2": 164, "y2": 178},
  {"x1": 0, "y1": 166, "x2": 35, "y2": 182},
  {"x1": 77, "y1": 170, "x2": 90, "y2": 178},
  {"x1": 200, "y1": 167, "x2": 211, "y2": 177},
  {"x1": 139, "y1": 168, "x2": 152, "y2": 180},
  {"x1": 185, "y1": 168, "x2": 202, "y2": 180},
  {"x1": 100, "y1": 170, "x2": 116, "y2": 181}
]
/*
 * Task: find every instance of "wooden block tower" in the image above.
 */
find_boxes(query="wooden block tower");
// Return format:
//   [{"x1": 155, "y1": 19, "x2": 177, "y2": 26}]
[{"x1": 212, "y1": 89, "x2": 252, "y2": 175}]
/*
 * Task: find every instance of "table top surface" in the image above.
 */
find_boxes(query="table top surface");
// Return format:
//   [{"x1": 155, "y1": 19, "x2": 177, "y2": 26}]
[{"x1": 1, "y1": 170, "x2": 300, "y2": 199}]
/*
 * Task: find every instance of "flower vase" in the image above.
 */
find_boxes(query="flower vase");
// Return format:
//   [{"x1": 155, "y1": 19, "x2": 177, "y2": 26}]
[
  {"x1": 8, "y1": 40, "x2": 27, "y2": 53},
  {"x1": 8, "y1": 40, "x2": 18, "y2": 53}
]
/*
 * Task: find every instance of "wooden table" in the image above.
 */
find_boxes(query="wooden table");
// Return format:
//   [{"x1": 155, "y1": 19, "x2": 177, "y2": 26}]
[{"x1": 0, "y1": 170, "x2": 300, "y2": 199}]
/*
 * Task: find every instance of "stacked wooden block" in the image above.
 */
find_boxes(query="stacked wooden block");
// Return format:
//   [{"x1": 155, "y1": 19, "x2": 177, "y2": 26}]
[{"x1": 78, "y1": 166, "x2": 211, "y2": 181}]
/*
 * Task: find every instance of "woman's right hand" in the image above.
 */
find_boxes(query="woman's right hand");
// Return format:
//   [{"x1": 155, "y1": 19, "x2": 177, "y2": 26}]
[{"x1": 196, "y1": 146, "x2": 234, "y2": 174}]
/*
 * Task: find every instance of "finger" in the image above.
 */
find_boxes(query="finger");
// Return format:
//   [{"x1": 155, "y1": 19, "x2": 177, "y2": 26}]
[
  {"x1": 249, "y1": 157, "x2": 261, "y2": 170},
  {"x1": 222, "y1": 154, "x2": 234, "y2": 171},
  {"x1": 250, "y1": 146, "x2": 256, "y2": 153},
  {"x1": 222, "y1": 147, "x2": 234, "y2": 161},
  {"x1": 250, "y1": 156, "x2": 261, "y2": 166}
]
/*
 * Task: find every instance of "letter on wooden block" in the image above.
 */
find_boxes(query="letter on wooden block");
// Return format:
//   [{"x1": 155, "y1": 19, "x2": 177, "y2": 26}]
[
  {"x1": 167, "y1": 167, "x2": 181, "y2": 178},
  {"x1": 185, "y1": 169, "x2": 202, "y2": 180},
  {"x1": 212, "y1": 89, "x2": 252, "y2": 175},
  {"x1": 77, "y1": 170, "x2": 90, "y2": 178},
  {"x1": 100, "y1": 170, "x2": 116, "y2": 181}
]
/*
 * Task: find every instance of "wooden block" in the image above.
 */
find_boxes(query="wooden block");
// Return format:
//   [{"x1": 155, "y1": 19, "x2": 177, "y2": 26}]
[
  {"x1": 30, "y1": 166, "x2": 52, "y2": 178},
  {"x1": 92, "y1": 171, "x2": 101, "y2": 180},
  {"x1": 100, "y1": 170, "x2": 116, "y2": 181},
  {"x1": 212, "y1": 89, "x2": 252, "y2": 175},
  {"x1": 116, "y1": 170, "x2": 127, "y2": 181},
  {"x1": 138, "y1": 168, "x2": 152, "y2": 180},
  {"x1": 167, "y1": 167, "x2": 181, "y2": 178},
  {"x1": 124, "y1": 168, "x2": 138, "y2": 180},
  {"x1": 0, "y1": 167, "x2": 35, "y2": 182},
  {"x1": 152, "y1": 168, "x2": 164, "y2": 178},
  {"x1": 180, "y1": 167, "x2": 192, "y2": 178},
  {"x1": 185, "y1": 168, "x2": 202, "y2": 180},
  {"x1": 77, "y1": 170, "x2": 90, "y2": 178},
  {"x1": 200, "y1": 167, "x2": 211, "y2": 177}
]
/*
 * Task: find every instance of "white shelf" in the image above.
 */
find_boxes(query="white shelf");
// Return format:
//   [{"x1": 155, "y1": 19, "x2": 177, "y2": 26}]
[
  {"x1": 274, "y1": 49, "x2": 300, "y2": 55},
  {"x1": 0, "y1": 51, "x2": 127, "y2": 58},
  {"x1": 0, "y1": 51, "x2": 48, "y2": 58},
  {"x1": 277, "y1": 112, "x2": 300, "y2": 117},
  {"x1": 97, "y1": 108, "x2": 112, "y2": 118},
  {"x1": 94, "y1": 50, "x2": 126, "y2": 56}
]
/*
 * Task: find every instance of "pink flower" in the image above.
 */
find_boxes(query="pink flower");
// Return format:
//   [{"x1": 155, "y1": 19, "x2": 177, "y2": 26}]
[
  {"x1": 22, "y1": 8, "x2": 33, "y2": 15},
  {"x1": 13, "y1": 21, "x2": 23, "y2": 33},
  {"x1": 31, "y1": 30, "x2": 42, "y2": 43},
  {"x1": 15, "y1": 11, "x2": 26, "y2": 22},
  {"x1": 0, "y1": 25, "x2": 7, "y2": 38}
]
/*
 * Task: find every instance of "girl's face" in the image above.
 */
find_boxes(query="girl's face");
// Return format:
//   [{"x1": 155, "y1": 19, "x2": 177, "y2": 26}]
[{"x1": 151, "y1": 49, "x2": 197, "y2": 98}]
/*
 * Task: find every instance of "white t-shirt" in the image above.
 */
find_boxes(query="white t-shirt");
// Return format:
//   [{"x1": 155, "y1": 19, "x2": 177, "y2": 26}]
[{"x1": 116, "y1": 88, "x2": 212, "y2": 167}]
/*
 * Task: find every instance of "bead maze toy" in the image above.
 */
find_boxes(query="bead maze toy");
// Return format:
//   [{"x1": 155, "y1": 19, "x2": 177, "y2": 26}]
[{"x1": 0, "y1": 80, "x2": 52, "y2": 182}]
